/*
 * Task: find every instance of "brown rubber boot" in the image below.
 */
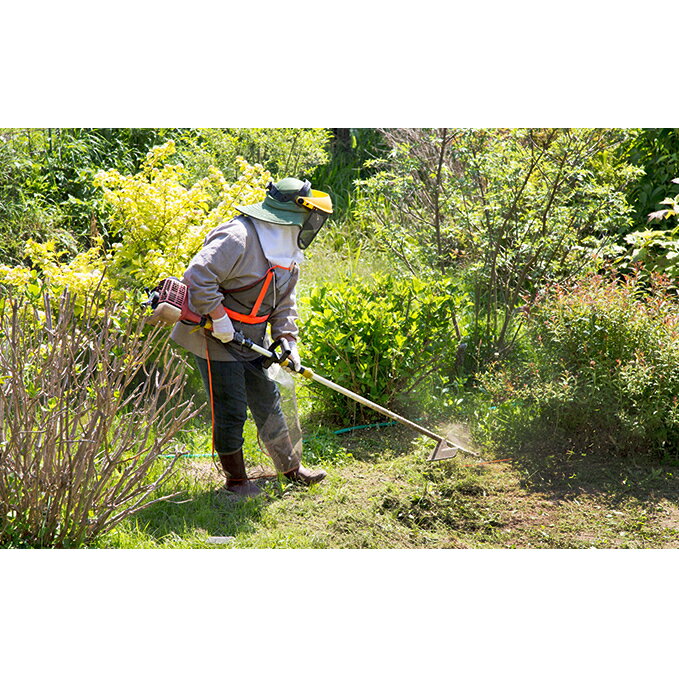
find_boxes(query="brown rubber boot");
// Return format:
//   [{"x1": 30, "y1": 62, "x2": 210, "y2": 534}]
[
  {"x1": 285, "y1": 464, "x2": 327, "y2": 486},
  {"x1": 217, "y1": 450, "x2": 261, "y2": 498},
  {"x1": 261, "y1": 432, "x2": 325, "y2": 486}
]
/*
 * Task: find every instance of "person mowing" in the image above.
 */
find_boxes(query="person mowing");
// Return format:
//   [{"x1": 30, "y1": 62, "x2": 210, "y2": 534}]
[{"x1": 170, "y1": 178, "x2": 333, "y2": 498}]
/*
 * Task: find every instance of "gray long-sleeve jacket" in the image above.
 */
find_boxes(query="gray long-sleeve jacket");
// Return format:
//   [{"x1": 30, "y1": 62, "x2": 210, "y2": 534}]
[{"x1": 170, "y1": 216, "x2": 299, "y2": 361}]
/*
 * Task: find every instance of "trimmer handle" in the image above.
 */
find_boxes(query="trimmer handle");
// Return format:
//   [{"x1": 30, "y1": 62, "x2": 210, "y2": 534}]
[
  {"x1": 230, "y1": 331, "x2": 310, "y2": 376},
  {"x1": 261, "y1": 337, "x2": 292, "y2": 368}
]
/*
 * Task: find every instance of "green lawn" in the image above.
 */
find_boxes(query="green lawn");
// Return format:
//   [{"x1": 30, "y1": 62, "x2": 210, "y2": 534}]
[{"x1": 95, "y1": 418, "x2": 679, "y2": 549}]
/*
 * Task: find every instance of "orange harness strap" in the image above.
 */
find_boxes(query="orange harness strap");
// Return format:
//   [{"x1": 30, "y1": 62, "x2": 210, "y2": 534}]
[{"x1": 221, "y1": 264, "x2": 292, "y2": 325}]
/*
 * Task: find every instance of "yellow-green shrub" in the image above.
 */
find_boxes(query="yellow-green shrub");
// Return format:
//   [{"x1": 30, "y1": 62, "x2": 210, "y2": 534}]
[
  {"x1": 0, "y1": 237, "x2": 112, "y2": 313},
  {"x1": 0, "y1": 141, "x2": 272, "y2": 301},
  {"x1": 94, "y1": 140, "x2": 271, "y2": 288}
]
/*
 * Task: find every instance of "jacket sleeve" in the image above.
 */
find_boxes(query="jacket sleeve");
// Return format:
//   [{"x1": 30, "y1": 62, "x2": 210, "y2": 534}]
[
  {"x1": 182, "y1": 222, "x2": 247, "y2": 316},
  {"x1": 269, "y1": 265, "x2": 300, "y2": 342}
]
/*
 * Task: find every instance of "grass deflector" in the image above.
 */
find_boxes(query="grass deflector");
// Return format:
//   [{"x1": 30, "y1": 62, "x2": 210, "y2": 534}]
[{"x1": 145, "y1": 278, "x2": 475, "y2": 461}]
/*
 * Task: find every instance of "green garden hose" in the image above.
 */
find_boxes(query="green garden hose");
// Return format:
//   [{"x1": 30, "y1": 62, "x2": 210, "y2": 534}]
[{"x1": 161, "y1": 421, "x2": 397, "y2": 458}]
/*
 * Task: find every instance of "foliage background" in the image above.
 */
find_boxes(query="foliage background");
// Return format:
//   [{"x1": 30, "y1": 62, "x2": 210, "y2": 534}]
[
  {"x1": 2, "y1": 127, "x2": 679, "y2": 553},
  {"x1": 2, "y1": 127, "x2": 679, "y2": 444}
]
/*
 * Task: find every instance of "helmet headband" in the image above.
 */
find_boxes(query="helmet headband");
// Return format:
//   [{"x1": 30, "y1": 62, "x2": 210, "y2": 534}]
[{"x1": 266, "y1": 180, "x2": 311, "y2": 203}]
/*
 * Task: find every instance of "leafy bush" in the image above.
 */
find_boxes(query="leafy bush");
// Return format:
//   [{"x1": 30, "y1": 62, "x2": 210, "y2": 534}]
[
  {"x1": 299, "y1": 274, "x2": 470, "y2": 423},
  {"x1": 476, "y1": 273, "x2": 679, "y2": 458},
  {"x1": 0, "y1": 140, "x2": 274, "y2": 298},
  {"x1": 176, "y1": 128, "x2": 331, "y2": 185},
  {"x1": 619, "y1": 228, "x2": 679, "y2": 290},
  {"x1": 356, "y1": 128, "x2": 641, "y2": 364},
  {"x1": 619, "y1": 128, "x2": 679, "y2": 228},
  {"x1": 613, "y1": 177, "x2": 679, "y2": 290},
  {"x1": 0, "y1": 287, "x2": 199, "y2": 548}
]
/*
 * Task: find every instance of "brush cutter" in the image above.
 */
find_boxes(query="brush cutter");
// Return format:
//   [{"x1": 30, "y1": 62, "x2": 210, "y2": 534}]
[{"x1": 145, "y1": 277, "x2": 475, "y2": 461}]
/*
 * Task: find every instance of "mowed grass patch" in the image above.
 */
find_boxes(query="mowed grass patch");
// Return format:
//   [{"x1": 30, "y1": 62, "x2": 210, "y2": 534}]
[{"x1": 96, "y1": 425, "x2": 679, "y2": 549}]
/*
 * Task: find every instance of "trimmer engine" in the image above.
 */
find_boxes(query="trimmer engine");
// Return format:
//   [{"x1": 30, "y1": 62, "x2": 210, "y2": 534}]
[{"x1": 144, "y1": 277, "x2": 204, "y2": 326}]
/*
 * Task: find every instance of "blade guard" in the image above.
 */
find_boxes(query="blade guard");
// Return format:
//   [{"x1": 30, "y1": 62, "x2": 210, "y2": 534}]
[
  {"x1": 429, "y1": 439, "x2": 459, "y2": 461},
  {"x1": 428, "y1": 436, "x2": 479, "y2": 461}
]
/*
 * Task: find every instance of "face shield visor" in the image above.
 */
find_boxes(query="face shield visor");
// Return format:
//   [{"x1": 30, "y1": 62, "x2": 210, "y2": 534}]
[{"x1": 294, "y1": 190, "x2": 333, "y2": 250}]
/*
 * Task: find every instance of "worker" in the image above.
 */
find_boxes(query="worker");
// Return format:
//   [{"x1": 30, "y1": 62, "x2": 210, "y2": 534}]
[{"x1": 170, "y1": 178, "x2": 333, "y2": 498}]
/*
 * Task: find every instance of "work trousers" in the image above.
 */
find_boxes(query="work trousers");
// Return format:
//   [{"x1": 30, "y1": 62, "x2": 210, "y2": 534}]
[{"x1": 194, "y1": 355, "x2": 292, "y2": 467}]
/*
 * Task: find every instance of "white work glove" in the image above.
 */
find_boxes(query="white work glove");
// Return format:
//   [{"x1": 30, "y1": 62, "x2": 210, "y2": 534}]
[
  {"x1": 211, "y1": 314, "x2": 234, "y2": 343},
  {"x1": 287, "y1": 341, "x2": 301, "y2": 372}
]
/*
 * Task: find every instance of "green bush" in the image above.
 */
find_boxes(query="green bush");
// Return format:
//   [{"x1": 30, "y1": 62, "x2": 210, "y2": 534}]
[
  {"x1": 298, "y1": 274, "x2": 469, "y2": 424},
  {"x1": 356, "y1": 128, "x2": 640, "y2": 363},
  {"x1": 612, "y1": 177, "x2": 679, "y2": 291},
  {"x1": 619, "y1": 128, "x2": 679, "y2": 229},
  {"x1": 475, "y1": 273, "x2": 679, "y2": 458}
]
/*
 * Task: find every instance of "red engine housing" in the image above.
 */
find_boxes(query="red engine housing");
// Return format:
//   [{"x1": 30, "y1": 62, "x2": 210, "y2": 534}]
[{"x1": 146, "y1": 278, "x2": 204, "y2": 326}]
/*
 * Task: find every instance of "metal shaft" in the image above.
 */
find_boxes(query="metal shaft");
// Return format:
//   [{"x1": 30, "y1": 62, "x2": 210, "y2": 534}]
[
  {"x1": 307, "y1": 371, "x2": 445, "y2": 443},
  {"x1": 242, "y1": 336, "x2": 445, "y2": 445}
]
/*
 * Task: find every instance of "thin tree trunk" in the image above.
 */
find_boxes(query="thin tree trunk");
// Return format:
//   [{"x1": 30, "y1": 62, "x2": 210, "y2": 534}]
[
  {"x1": 434, "y1": 128, "x2": 448, "y2": 271},
  {"x1": 331, "y1": 128, "x2": 352, "y2": 153}
]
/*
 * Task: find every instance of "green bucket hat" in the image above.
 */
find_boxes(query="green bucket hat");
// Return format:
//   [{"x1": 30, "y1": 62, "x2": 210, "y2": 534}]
[{"x1": 235, "y1": 177, "x2": 311, "y2": 227}]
